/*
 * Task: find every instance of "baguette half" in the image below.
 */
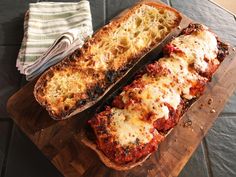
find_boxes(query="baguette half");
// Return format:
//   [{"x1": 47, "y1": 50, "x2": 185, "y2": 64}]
[
  {"x1": 85, "y1": 24, "x2": 229, "y2": 170},
  {"x1": 34, "y1": 1, "x2": 182, "y2": 120}
]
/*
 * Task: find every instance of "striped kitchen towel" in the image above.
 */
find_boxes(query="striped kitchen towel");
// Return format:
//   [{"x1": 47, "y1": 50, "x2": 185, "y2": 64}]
[{"x1": 17, "y1": 0, "x2": 93, "y2": 80}]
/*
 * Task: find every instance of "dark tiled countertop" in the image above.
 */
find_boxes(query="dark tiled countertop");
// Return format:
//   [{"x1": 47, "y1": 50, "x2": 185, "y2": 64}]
[{"x1": 0, "y1": 0, "x2": 236, "y2": 177}]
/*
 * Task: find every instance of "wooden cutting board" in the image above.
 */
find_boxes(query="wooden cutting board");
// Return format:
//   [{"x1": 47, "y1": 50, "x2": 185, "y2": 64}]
[{"x1": 7, "y1": 1, "x2": 236, "y2": 177}]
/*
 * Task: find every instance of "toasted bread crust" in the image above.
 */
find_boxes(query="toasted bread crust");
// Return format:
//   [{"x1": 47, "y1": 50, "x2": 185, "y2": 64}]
[{"x1": 34, "y1": 1, "x2": 182, "y2": 120}]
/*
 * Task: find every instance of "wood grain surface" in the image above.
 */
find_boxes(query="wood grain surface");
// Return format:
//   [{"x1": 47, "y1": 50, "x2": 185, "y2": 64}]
[{"x1": 6, "y1": 1, "x2": 236, "y2": 177}]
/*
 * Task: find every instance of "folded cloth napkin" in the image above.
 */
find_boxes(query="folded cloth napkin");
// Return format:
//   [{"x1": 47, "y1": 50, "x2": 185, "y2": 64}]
[{"x1": 17, "y1": 0, "x2": 93, "y2": 81}]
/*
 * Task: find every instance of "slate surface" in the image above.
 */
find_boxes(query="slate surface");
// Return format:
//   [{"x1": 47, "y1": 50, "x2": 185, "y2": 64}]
[
  {"x1": 0, "y1": 119, "x2": 12, "y2": 177},
  {"x1": 106, "y1": 0, "x2": 139, "y2": 21},
  {"x1": 0, "y1": 46, "x2": 22, "y2": 118},
  {"x1": 0, "y1": 151, "x2": 3, "y2": 175},
  {"x1": 222, "y1": 91, "x2": 236, "y2": 113},
  {"x1": 205, "y1": 116, "x2": 236, "y2": 177},
  {"x1": 0, "y1": 120, "x2": 12, "y2": 154},
  {"x1": 0, "y1": 0, "x2": 38, "y2": 45},
  {"x1": 179, "y1": 142, "x2": 210, "y2": 177},
  {"x1": 0, "y1": 0, "x2": 236, "y2": 177}
]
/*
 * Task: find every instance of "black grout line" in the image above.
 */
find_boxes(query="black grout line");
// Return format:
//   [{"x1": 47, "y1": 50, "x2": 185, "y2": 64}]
[
  {"x1": 219, "y1": 112, "x2": 236, "y2": 117},
  {"x1": 104, "y1": 0, "x2": 107, "y2": 25},
  {"x1": 166, "y1": 0, "x2": 171, "y2": 6},
  {"x1": 168, "y1": 0, "x2": 173, "y2": 7},
  {"x1": 0, "y1": 123, "x2": 14, "y2": 177},
  {"x1": 202, "y1": 138, "x2": 214, "y2": 177}
]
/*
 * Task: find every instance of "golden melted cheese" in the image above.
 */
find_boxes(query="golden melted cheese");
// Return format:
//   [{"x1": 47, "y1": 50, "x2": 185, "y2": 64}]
[
  {"x1": 110, "y1": 108, "x2": 154, "y2": 146},
  {"x1": 170, "y1": 26, "x2": 218, "y2": 72},
  {"x1": 159, "y1": 57, "x2": 206, "y2": 99},
  {"x1": 122, "y1": 75, "x2": 181, "y2": 120}
]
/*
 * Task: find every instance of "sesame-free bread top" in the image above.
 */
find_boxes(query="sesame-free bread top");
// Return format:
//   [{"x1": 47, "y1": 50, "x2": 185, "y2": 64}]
[{"x1": 34, "y1": 1, "x2": 182, "y2": 120}]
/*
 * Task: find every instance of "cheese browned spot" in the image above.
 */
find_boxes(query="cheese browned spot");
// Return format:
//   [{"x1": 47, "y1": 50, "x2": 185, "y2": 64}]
[
  {"x1": 169, "y1": 25, "x2": 218, "y2": 73},
  {"x1": 110, "y1": 108, "x2": 154, "y2": 146}
]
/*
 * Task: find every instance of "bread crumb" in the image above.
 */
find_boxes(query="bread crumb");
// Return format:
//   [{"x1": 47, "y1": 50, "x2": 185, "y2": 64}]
[
  {"x1": 199, "y1": 103, "x2": 204, "y2": 109},
  {"x1": 210, "y1": 109, "x2": 216, "y2": 113},
  {"x1": 183, "y1": 119, "x2": 192, "y2": 127},
  {"x1": 208, "y1": 98, "x2": 213, "y2": 105}
]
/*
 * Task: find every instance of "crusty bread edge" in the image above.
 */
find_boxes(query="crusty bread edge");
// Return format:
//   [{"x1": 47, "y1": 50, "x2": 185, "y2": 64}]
[
  {"x1": 81, "y1": 136, "x2": 151, "y2": 171},
  {"x1": 34, "y1": 0, "x2": 182, "y2": 120},
  {"x1": 81, "y1": 128, "x2": 173, "y2": 171}
]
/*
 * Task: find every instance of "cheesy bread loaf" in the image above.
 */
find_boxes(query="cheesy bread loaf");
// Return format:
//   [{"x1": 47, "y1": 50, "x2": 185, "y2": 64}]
[{"x1": 34, "y1": 1, "x2": 182, "y2": 119}]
